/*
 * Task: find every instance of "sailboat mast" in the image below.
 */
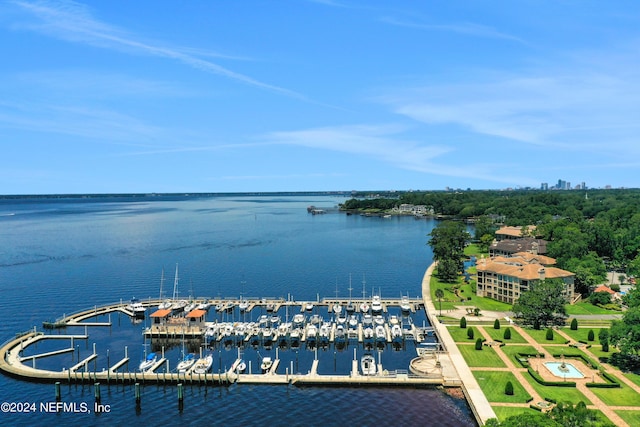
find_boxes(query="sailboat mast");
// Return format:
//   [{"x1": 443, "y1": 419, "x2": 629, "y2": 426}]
[{"x1": 172, "y1": 263, "x2": 179, "y2": 300}]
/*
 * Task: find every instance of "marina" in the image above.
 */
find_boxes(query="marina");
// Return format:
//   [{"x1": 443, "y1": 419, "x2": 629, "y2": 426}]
[{"x1": 0, "y1": 296, "x2": 446, "y2": 387}]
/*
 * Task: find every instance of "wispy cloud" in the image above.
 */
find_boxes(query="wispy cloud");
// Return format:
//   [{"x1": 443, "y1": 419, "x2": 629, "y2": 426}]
[
  {"x1": 9, "y1": 0, "x2": 306, "y2": 99},
  {"x1": 262, "y1": 124, "x2": 522, "y2": 184},
  {"x1": 380, "y1": 16, "x2": 527, "y2": 44}
]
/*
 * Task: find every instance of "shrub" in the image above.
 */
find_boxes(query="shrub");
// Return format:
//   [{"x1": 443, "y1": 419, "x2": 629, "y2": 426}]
[
  {"x1": 602, "y1": 342, "x2": 609, "y2": 352},
  {"x1": 475, "y1": 338, "x2": 483, "y2": 350},
  {"x1": 570, "y1": 318, "x2": 578, "y2": 330},
  {"x1": 587, "y1": 329, "x2": 594, "y2": 341},
  {"x1": 494, "y1": 319, "x2": 500, "y2": 330},
  {"x1": 503, "y1": 328, "x2": 511, "y2": 340},
  {"x1": 467, "y1": 327, "x2": 475, "y2": 340},
  {"x1": 505, "y1": 381, "x2": 514, "y2": 395},
  {"x1": 546, "y1": 328, "x2": 554, "y2": 340},
  {"x1": 460, "y1": 316, "x2": 467, "y2": 329}
]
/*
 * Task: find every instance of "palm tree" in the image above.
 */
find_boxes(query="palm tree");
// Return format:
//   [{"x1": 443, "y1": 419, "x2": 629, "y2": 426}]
[{"x1": 435, "y1": 288, "x2": 444, "y2": 316}]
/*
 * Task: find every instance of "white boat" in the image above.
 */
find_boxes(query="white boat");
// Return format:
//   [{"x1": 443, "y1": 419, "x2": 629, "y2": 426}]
[
  {"x1": 400, "y1": 295, "x2": 411, "y2": 314},
  {"x1": 306, "y1": 323, "x2": 318, "y2": 340},
  {"x1": 348, "y1": 315, "x2": 358, "y2": 328},
  {"x1": 374, "y1": 315, "x2": 385, "y2": 325},
  {"x1": 363, "y1": 327, "x2": 374, "y2": 340},
  {"x1": 177, "y1": 353, "x2": 196, "y2": 373},
  {"x1": 309, "y1": 314, "x2": 322, "y2": 325},
  {"x1": 238, "y1": 300, "x2": 249, "y2": 311},
  {"x1": 192, "y1": 354, "x2": 213, "y2": 374},
  {"x1": 127, "y1": 298, "x2": 146, "y2": 318},
  {"x1": 335, "y1": 324, "x2": 346, "y2": 341},
  {"x1": 261, "y1": 356, "x2": 273, "y2": 372},
  {"x1": 319, "y1": 322, "x2": 331, "y2": 342},
  {"x1": 346, "y1": 301, "x2": 356, "y2": 314},
  {"x1": 305, "y1": 302, "x2": 314, "y2": 311},
  {"x1": 360, "y1": 302, "x2": 370, "y2": 313},
  {"x1": 389, "y1": 315, "x2": 400, "y2": 326},
  {"x1": 332, "y1": 303, "x2": 342, "y2": 314},
  {"x1": 158, "y1": 299, "x2": 173, "y2": 310},
  {"x1": 197, "y1": 302, "x2": 211, "y2": 311},
  {"x1": 361, "y1": 354, "x2": 377, "y2": 375},
  {"x1": 184, "y1": 302, "x2": 197, "y2": 314},
  {"x1": 371, "y1": 295, "x2": 382, "y2": 314},
  {"x1": 232, "y1": 358, "x2": 247, "y2": 373},
  {"x1": 337, "y1": 311, "x2": 347, "y2": 324},
  {"x1": 292, "y1": 313, "x2": 305, "y2": 328},
  {"x1": 375, "y1": 325, "x2": 386, "y2": 341},
  {"x1": 139, "y1": 352, "x2": 157, "y2": 372}
]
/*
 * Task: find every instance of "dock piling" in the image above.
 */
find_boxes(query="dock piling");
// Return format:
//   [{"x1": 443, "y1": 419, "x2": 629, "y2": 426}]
[
  {"x1": 177, "y1": 383, "x2": 184, "y2": 411},
  {"x1": 94, "y1": 382, "x2": 101, "y2": 404},
  {"x1": 55, "y1": 381, "x2": 61, "y2": 402},
  {"x1": 135, "y1": 382, "x2": 141, "y2": 410}
]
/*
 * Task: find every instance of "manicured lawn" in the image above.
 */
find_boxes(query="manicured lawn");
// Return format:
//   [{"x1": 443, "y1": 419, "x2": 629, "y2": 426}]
[
  {"x1": 523, "y1": 328, "x2": 569, "y2": 345},
  {"x1": 562, "y1": 327, "x2": 603, "y2": 343},
  {"x1": 458, "y1": 345, "x2": 506, "y2": 367},
  {"x1": 500, "y1": 345, "x2": 541, "y2": 361},
  {"x1": 541, "y1": 345, "x2": 597, "y2": 363},
  {"x1": 491, "y1": 406, "x2": 541, "y2": 422},
  {"x1": 430, "y1": 275, "x2": 512, "y2": 313},
  {"x1": 616, "y1": 409, "x2": 640, "y2": 426},
  {"x1": 623, "y1": 372, "x2": 640, "y2": 388},
  {"x1": 589, "y1": 382, "x2": 640, "y2": 406},
  {"x1": 523, "y1": 373, "x2": 592, "y2": 405},
  {"x1": 589, "y1": 345, "x2": 618, "y2": 360},
  {"x1": 484, "y1": 326, "x2": 528, "y2": 344},
  {"x1": 473, "y1": 371, "x2": 532, "y2": 403},
  {"x1": 447, "y1": 325, "x2": 480, "y2": 343},
  {"x1": 565, "y1": 301, "x2": 622, "y2": 315}
]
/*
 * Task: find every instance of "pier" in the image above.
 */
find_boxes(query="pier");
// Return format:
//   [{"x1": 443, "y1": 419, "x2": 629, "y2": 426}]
[{"x1": 0, "y1": 296, "x2": 449, "y2": 389}]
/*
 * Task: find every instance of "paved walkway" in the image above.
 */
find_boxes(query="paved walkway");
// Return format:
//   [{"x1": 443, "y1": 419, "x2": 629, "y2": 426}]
[
  {"x1": 424, "y1": 261, "x2": 640, "y2": 425},
  {"x1": 421, "y1": 262, "x2": 497, "y2": 425}
]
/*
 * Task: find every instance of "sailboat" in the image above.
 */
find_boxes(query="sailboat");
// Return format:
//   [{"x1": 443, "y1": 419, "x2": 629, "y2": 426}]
[
  {"x1": 176, "y1": 353, "x2": 196, "y2": 373},
  {"x1": 139, "y1": 352, "x2": 157, "y2": 372},
  {"x1": 192, "y1": 353, "x2": 213, "y2": 375},
  {"x1": 157, "y1": 269, "x2": 173, "y2": 310}
]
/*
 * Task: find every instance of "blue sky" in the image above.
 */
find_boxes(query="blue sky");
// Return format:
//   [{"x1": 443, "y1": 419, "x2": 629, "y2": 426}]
[{"x1": 1, "y1": 0, "x2": 639, "y2": 194}]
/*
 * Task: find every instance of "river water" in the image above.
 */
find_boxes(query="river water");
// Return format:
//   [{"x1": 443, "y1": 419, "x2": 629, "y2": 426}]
[{"x1": 0, "y1": 194, "x2": 475, "y2": 426}]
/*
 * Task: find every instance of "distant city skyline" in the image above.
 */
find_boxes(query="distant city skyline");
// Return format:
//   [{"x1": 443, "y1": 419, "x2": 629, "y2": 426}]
[{"x1": 1, "y1": 1, "x2": 640, "y2": 194}]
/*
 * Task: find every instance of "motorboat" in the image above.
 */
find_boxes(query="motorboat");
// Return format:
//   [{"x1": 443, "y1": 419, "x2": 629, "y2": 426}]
[
  {"x1": 192, "y1": 354, "x2": 213, "y2": 375},
  {"x1": 177, "y1": 353, "x2": 196, "y2": 373},
  {"x1": 319, "y1": 322, "x2": 331, "y2": 343},
  {"x1": 332, "y1": 303, "x2": 342, "y2": 314},
  {"x1": 371, "y1": 295, "x2": 382, "y2": 314},
  {"x1": 305, "y1": 302, "x2": 314, "y2": 312},
  {"x1": 197, "y1": 302, "x2": 211, "y2": 311},
  {"x1": 361, "y1": 354, "x2": 377, "y2": 375},
  {"x1": 360, "y1": 302, "x2": 370, "y2": 313},
  {"x1": 374, "y1": 315, "x2": 385, "y2": 325},
  {"x1": 238, "y1": 300, "x2": 249, "y2": 311},
  {"x1": 346, "y1": 301, "x2": 356, "y2": 314},
  {"x1": 292, "y1": 313, "x2": 305, "y2": 328},
  {"x1": 232, "y1": 358, "x2": 246, "y2": 373},
  {"x1": 348, "y1": 315, "x2": 358, "y2": 328},
  {"x1": 309, "y1": 314, "x2": 322, "y2": 325},
  {"x1": 391, "y1": 324, "x2": 403, "y2": 341},
  {"x1": 261, "y1": 356, "x2": 273, "y2": 372},
  {"x1": 400, "y1": 295, "x2": 411, "y2": 314},
  {"x1": 139, "y1": 352, "x2": 157, "y2": 372},
  {"x1": 335, "y1": 324, "x2": 346, "y2": 342},
  {"x1": 337, "y1": 311, "x2": 347, "y2": 325},
  {"x1": 363, "y1": 327, "x2": 374, "y2": 341},
  {"x1": 375, "y1": 325, "x2": 386, "y2": 342},
  {"x1": 127, "y1": 298, "x2": 146, "y2": 318},
  {"x1": 306, "y1": 323, "x2": 318, "y2": 341}
]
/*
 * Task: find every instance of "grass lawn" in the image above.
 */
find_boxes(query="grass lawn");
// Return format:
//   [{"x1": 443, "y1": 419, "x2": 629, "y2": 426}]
[
  {"x1": 616, "y1": 410, "x2": 640, "y2": 426},
  {"x1": 430, "y1": 275, "x2": 512, "y2": 313},
  {"x1": 500, "y1": 345, "x2": 541, "y2": 361},
  {"x1": 562, "y1": 327, "x2": 602, "y2": 343},
  {"x1": 589, "y1": 382, "x2": 640, "y2": 406},
  {"x1": 484, "y1": 326, "x2": 528, "y2": 344},
  {"x1": 523, "y1": 328, "x2": 569, "y2": 345},
  {"x1": 588, "y1": 345, "x2": 618, "y2": 360},
  {"x1": 623, "y1": 372, "x2": 640, "y2": 388},
  {"x1": 473, "y1": 371, "x2": 532, "y2": 403},
  {"x1": 565, "y1": 301, "x2": 622, "y2": 315},
  {"x1": 523, "y1": 373, "x2": 592, "y2": 405},
  {"x1": 491, "y1": 406, "x2": 541, "y2": 422},
  {"x1": 447, "y1": 325, "x2": 480, "y2": 343},
  {"x1": 458, "y1": 344, "x2": 506, "y2": 367}
]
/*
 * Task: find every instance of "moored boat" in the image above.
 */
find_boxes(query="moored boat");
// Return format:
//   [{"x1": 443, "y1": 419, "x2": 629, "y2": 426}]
[
  {"x1": 192, "y1": 354, "x2": 213, "y2": 374},
  {"x1": 177, "y1": 353, "x2": 196, "y2": 373},
  {"x1": 361, "y1": 354, "x2": 377, "y2": 375},
  {"x1": 127, "y1": 297, "x2": 146, "y2": 318},
  {"x1": 139, "y1": 352, "x2": 157, "y2": 372},
  {"x1": 261, "y1": 356, "x2": 273, "y2": 372}
]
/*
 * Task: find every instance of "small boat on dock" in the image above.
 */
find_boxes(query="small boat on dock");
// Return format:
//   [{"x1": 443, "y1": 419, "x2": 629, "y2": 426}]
[
  {"x1": 371, "y1": 295, "x2": 382, "y2": 314},
  {"x1": 375, "y1": 325, "x2": 386, "y2": 342},
  {"x1": 139, "y1": 352, "x2": 157, "y2": 372},
  {"x1": 261, "y1": 356, "x2": 273, "y2": 372},
  {"x1": 361, "y1": 354, "x2": 377, "y2": 375},
  {"x1": 177, "y1": 353, "x2": 196, "y2": 373},
  {"x1": 127, "y1": 298, "x2": 146, "y2": 318},
  {"x1": 400, "y1": 295, "x2": 411, "y2": 314},
  {"x1": 192, "y1": 354, "x2": 213, "y2": 374}
]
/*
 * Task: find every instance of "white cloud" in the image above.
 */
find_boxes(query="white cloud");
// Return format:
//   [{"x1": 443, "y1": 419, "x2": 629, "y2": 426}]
[{"x1": 9, "y1": 0, "x2": 305, "y2": 99}]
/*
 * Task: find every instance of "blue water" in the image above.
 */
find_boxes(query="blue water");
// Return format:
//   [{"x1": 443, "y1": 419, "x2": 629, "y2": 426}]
[{"x1": 0, "y1": 195, "x2": 475, "y2": 426}]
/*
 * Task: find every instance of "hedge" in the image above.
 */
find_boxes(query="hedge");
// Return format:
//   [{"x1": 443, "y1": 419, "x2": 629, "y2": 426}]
[{"x1": 527, "y1": 366, "x2": 576, "y2": 387}]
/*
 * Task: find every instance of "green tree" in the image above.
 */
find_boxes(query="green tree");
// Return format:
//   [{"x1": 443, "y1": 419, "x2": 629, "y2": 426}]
[
  {"x1": 460, "y1": 316, "x2": 467, "y2": 328},
  {"x1": 512, "y1": 279, "x2": 568, "y2": 327},
  {"x1": 599, "y1": 329, "x2": 609, "y2": 352},
  {"x1": 610, "y1": 305, "x2": 640, "y2": 357},
  {"x1": 494, "y1": 319, "x2": 501, "y2": 329},
  {"x1": 587, "y1": 329, "x2": 594, "y2": 341},
  {"x1": 436, "y1": 258, "x2": 460, "y2": 283},
  {"x1": 546, "y1": 328, "x2": 554, "y2": 340},
  {"x1": 475, "y1": 337, "x2": 483, "y2": 350},
  {"x1": 485, "y1": 413, "x2": 561, "y2": 427},
  {"x1": 590, "y1": 291, "x2": 611, "y2": 306},
  {"x1": 570, "y1": 318, "x2": 578, "y2": 330},
  {"x1": 504, "y1": 328, "x2": 511, "y2": 340},
  {"x1": 467, "y1": 327, "x2": 475, "y2": 340},
  {"x1": 435, "y1": 288, "x2": 445, "y2": 316},
  {"x1": 504, "y1": 381, "x2": 514, "y2": 396}
]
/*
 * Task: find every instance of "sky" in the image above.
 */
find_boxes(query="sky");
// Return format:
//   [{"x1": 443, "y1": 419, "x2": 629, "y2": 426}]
[{"x1": 1, "y1": 0, "x2": 639, "y2": 194}]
